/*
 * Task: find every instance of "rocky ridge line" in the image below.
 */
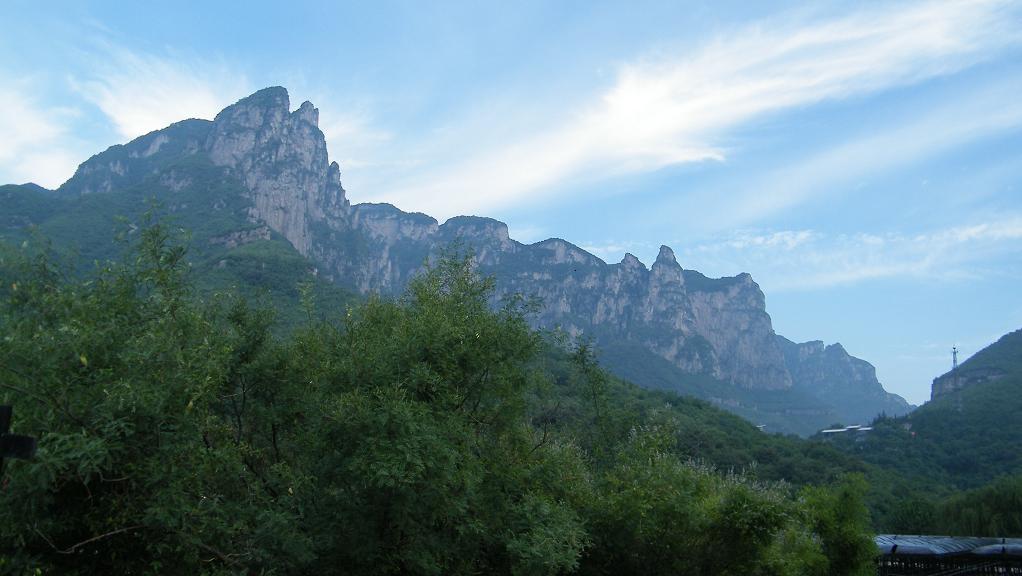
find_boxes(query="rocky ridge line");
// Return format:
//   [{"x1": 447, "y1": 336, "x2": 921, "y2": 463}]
[{"x1": 56, "y1": 87, "x2": 917, "y2": 406}]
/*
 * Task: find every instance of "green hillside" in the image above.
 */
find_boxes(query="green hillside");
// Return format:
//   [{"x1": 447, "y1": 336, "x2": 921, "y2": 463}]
[
  {"x1": 0, "y1": 162, "x2": 357, "y2": 331},
  {"x1": 823, "y1": 328, "x2": 1022, "y2": 532},
  {"x1": 5, "y1": 171, "x2": 1020, "y2": 540},
  {"x1": 827, "y1": 329, "x2": 1022, "y2": 490},
  {"x1": 962, "y1": 329, "x2": 1022, "y2": 374},
  {"x1": 0, "y1": 175, "x2": 876, "y2": 481},
  {"x1": 0, "y1": 228, "x2": 876, "y2": 574},
  {"x1": 0, "y1": 192, "x2": 865, "y2": 490}
]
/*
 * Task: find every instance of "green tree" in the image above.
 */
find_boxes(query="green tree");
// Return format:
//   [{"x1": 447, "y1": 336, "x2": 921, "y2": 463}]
[
  {"x1": 0, "y1": 227, "x2": 878, "y2": 575},
  {"x1": 295, "y1": 251, "x2": 588, "y2": 574},
  {"x1": 800, "y1": 475, "x2": 876, "y2": 576},
  {"x1": 0, "y1": 224, "x2": 312, "y2": 573}
]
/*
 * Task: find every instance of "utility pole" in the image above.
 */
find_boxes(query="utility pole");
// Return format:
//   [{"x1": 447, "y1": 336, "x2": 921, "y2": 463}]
[{"x1": 952, "y1": 346, "x2": 960, "y2": 392}]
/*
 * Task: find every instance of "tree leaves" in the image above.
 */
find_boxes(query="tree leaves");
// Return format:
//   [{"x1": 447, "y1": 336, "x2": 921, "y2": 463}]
[{"x1": 0, "y1": 226, "x2": 875, "y2": 575}]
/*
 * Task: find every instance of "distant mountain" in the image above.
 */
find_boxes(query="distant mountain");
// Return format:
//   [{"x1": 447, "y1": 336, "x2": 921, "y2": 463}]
[
  {"x1": 931, "y1": 329, "x2": 1022, "y2": 399},
  {"x1": 0, "y1": 110, "x2": 355, "y2": 330},
  {"x1": 825, "y1": 327, "x2": 1022, "y2": 491},
  {"x1": 779, "y1": 337, "x2": 913, "y2": 425},
  {"x1": 0, "y1": 86, "x2": 911, "y2": 435}
]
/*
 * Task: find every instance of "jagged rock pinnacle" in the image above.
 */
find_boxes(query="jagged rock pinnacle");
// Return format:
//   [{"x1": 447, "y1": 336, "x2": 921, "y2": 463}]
[
  {"x1": 654, "y1": 245, "x2": 680, "y2": 268},
  {"x1": 44, "y1": 84, "x2": 807, "y2": 397},
  {"x1": 205, "y1": 86, "x2": 338, "y2": 255},
  {"x1": 295, "y1": 101, "x2": 319, "y2": 126},
  {"x1": 621, "y1": 252, "x2": 645, "y2": 270},
  {"x1": 212, "y1": 87, "x2": 290, "y2": 128}
]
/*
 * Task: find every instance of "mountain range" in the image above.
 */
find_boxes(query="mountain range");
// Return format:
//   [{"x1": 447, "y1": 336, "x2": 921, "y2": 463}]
[{"x1": 0, "y1": 86, "x2": 913, "y2": 435}]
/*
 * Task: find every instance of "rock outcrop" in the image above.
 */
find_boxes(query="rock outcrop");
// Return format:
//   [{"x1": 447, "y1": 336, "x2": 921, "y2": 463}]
[
  {"x1": 931, "y1": 366, "x2": 1007, "y2": 398},
  {"x1": 60, "y1": 119, "x2": 212, "y2": 196},
  {"x1": 930, "y1": 328, "x2": 1021, "y2": 399},
  {"x1": 51, "y1": 87, "x2": 914, "y2": 401},
  {"x1": 778, "y1": 337, "x2": 913, "y2": 423},
  {"x1": 61, "y1": 87, "x2": 349, "y2": 257}
]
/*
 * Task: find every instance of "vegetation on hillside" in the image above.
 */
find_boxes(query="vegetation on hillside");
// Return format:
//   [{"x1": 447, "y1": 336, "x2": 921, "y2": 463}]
[
  {"x1": 0, "y1": 225, "x2": 875, "y2": 574},
  {"x1": 1, "y1": 169, "x2": 357, "y2": 333},
  {"x1": 818, "y1": 325, "x2": 1022, "y2": 533},
  {"x1": 878, "y1": 474, "x2": 1022, "y2": 537}
]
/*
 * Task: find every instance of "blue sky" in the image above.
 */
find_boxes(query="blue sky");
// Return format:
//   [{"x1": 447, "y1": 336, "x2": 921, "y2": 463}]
[{"x1": 2, "y1": 0, "x2": 1021, "y2": 404}]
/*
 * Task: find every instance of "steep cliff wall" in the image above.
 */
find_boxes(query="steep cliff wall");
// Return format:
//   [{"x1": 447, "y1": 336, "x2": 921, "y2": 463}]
[
  {"x1": 205, "y1": 87, "x2": 349, "y2": 255},
  {"x1": 50, "y1": 87, "x2": 913, "y2": 400},
  {"x1": 778, "y1": 337, "x2": 913, "y2": 423}
]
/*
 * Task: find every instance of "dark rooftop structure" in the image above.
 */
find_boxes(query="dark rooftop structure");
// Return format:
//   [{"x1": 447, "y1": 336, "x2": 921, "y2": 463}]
[{"x1": 876, "y1": 535, "x2": 1022, "y2": 575}]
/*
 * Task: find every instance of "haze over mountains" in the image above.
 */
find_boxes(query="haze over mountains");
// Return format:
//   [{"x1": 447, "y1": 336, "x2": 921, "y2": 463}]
[{"x1": 2, "y1": 87, "x2": 912, "y2": 434}]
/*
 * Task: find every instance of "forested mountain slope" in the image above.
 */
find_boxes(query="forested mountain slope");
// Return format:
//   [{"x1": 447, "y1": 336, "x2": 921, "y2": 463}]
[
  {"x1": 0, "y1": 230, "x2": 876, "y2": 573},
  {"x1": 822, "y1": 328, "x2": 1022, "y2": 533},
  {"x1": 0, "y1": 86, "x2": 911, "y2": 434}
]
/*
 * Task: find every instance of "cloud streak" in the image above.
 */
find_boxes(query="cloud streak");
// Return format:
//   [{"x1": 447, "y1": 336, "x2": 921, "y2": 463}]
[
  {"x1": 681, "y1": 216, "x2": 1022, "y2": 292},
  {"x1": 707, "y1": 78, "x2": 1022, "y2": 230},
  {"x1": 371, "y1": 0, "x2": 1021, "y2": 219},
  {"x1": 0, "y1": 78, "x2": 84, "y2": 188},
  {"x1": 71, "y1": 40, "x2": 251, "y2": 140}
]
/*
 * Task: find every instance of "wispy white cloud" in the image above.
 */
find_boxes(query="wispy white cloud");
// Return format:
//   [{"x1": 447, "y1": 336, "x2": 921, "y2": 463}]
[
  {"x1": 708, "y1": 79, "x2": 1022, "y2": 229},
  {"x1": 0, "y1": 78, "x2": 84, "y2": 187},
  {"x1": 717, "y1": 230, "x2": 817, "y2": 252},
  {"x1": 318, "y1": 109, "x2": 394, "y2": 171},
  {"x1": 71, "y1": 40, "x2": 251, "y2": 140},
  {"x1": 2, "y1": 40, "x2": 254, "y2": 187},
  {"x1": 681, "y1": 216, "x2": 1022, "y2": 291},
  {"x1": 370, "y1": 0, "x2": 1021, "y2": 219},
  {"x1": 579, "y1": 240, "x2": 654, "y2": 263},
  {"x1": 3, "y1": 36, "x2": 397, "y2": 189}
]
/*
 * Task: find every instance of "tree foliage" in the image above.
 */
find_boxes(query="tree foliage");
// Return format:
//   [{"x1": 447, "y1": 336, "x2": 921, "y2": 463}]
[{"x1": 0, "y1": 228, "x2": 874, "y2": 574}]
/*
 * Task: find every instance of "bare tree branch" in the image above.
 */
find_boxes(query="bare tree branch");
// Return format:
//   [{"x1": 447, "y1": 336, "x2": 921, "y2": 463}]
[{"x1": 35, "y1": 524, "x2": 143, "y2": 554}]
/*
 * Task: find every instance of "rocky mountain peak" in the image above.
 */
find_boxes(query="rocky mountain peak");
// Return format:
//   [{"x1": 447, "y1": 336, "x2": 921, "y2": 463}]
[
  {"x1": 827, "y1": 342, "x2": 848, "y2": 355},
  {"x1": 804, "y1": 340, "x2": 826, "y2": 355},
  {"x1": 294, "y1": 101, "x2": 319, "y2": 126},
  {"x1": 534, "y1": 238, "x2": 602, "y2": 266},
  {"x1": 210, "y1": 86, "x2": 291, "y2": 132},
  {"x1": 654, "y1": 245, "x2": 680, "y2": 268},
  {"x1": 204, "y1": 88, "x2": 342, "y2": 255},
  {"x1": 778, "y1": 335, "x2": 912, "y2": 423},
  {"x1": 651, "y1": 244, "x2": 684, "y2": 288},
  {"x1": 620, "y1": 253, "x2": 646, "y2": 271},
  {"x1": 441, "y1": 216, "x2": 511, "y2": 242},
  {"x1": 36, "y1": 85, "x2": 912, "y2": 426}
]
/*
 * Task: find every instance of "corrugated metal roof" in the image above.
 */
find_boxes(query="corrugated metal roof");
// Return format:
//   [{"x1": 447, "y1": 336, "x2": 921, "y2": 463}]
[{"x1": 876, "y1": 535, "x2": 1022, "y2": 557}]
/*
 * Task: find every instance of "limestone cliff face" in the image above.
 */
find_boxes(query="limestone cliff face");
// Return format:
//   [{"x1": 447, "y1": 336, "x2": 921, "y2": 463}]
[
  {"x1": 407, "y1": 226, "x2": 791, "y2": 389},
  {"x1": 62, "y1": 87, "x2": 349, "y2": 258},
  {"x1": 506, "y1": 245, "x2": 789, "y2": 389},
  {"x1": 931, "y1": 368, "x2": 1005, "y2": 398},
  {"x1": 314, "y1": 203, "x2": 438, "y2": 293},
  {"x1": 778, "y1": 336, "x2": 912, "y2": 423},
  {"x1": 205, "y1": 87, "x2": 349, "y2": 255},
  {"x1": 53, "y1": 87, "x2": 866, "y2": 393}
]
